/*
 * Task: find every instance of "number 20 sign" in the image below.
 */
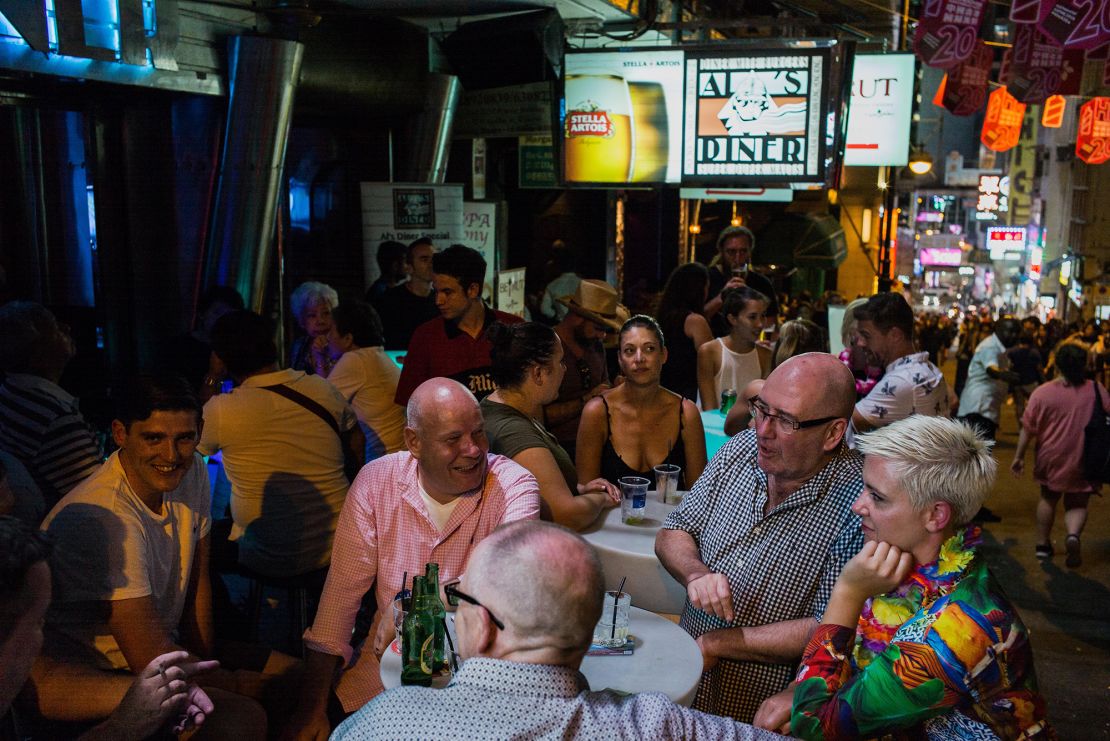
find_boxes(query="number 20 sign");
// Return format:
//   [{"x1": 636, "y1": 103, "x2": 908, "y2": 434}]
[
  {"x1": 914, "y1": 0, "x2": 990, "y2": 69},
  {"x1": 1076, "y1": 97, "x2": 1110, "y2": 165}
]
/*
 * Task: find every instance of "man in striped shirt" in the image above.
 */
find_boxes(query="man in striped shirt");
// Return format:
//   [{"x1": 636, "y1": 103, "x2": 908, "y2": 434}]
[{"x1": 0, "y1": 302, "x2": 102, "y2": 511}]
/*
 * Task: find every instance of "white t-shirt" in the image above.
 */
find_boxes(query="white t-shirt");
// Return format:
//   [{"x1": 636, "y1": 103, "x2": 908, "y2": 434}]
[
  {"x1": 198, "y1": 369, "x2": 358, "y2": 576},
  {"x1": 713, "y1": 338, "x2": 764, "y2": 403},
  {"x1": 326, "y1": 347, "x2": 406, "y2": 460},
  {"x1": 418, "y1": 482, "x2": 461, "y2": 531},
  {"x1": 42, "y1": 451, "x2": 211, "y2": 671}
]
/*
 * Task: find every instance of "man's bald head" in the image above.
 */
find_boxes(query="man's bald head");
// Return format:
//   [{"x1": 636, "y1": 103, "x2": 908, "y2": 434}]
[
  {"x1": 406, "y1": 378, "x2": 479, "y2": 434},
  {"x1": 764, "y1": 352, "x2": 856, "y2": 420},
  {"x1": 466, "y1": 521, "x2": 604, "y2": 661}
]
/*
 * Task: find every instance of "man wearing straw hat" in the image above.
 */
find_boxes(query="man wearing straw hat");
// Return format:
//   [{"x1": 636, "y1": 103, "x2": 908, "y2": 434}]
[{"x1": 544, "y1": 280, "x2": 629, "y2": 459}]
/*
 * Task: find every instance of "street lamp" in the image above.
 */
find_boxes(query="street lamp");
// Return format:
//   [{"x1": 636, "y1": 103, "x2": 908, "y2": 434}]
[{"x1": 908, "y1": 148, "x2": 933, "y2": 175}]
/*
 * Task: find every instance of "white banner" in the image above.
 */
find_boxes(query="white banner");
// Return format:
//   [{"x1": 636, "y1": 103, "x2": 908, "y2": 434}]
[
  {"x1": 360, "y1": 182, "x2": 464, "y2": 288},
  {"x1": 844, "y1": 54, "x2": 915, "y2": 166}
]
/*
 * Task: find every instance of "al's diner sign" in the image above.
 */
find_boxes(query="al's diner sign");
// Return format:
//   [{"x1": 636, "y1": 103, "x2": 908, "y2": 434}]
[{"x1": 681, "y1": 49, "x2": 829, "y2": 182}]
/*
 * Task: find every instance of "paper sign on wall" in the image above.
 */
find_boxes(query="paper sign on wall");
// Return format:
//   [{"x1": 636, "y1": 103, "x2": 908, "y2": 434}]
[
  {"x1": 496, "y1": 268, "x2": 527, "y2": 318},
  {"x1": 463, "y1": 201, "x2": 498, "y2": 301},
  {"x1": 360, "y1": 182, "x2": 464, "y2": 288}
]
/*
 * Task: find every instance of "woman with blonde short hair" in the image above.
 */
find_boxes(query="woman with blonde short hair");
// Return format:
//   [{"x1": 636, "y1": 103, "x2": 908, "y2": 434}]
[{"x1": 756, "y1": 415, "x2": 1051, "y2": 739}]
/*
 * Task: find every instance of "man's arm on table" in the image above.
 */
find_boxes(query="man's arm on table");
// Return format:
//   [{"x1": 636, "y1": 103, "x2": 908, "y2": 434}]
[{"x1": 697, "y1": 618, "x2": 817, "y2": 668}]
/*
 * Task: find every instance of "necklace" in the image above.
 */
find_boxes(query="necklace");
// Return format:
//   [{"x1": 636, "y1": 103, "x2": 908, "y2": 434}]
[{"x1": 854, "y1": 525, "x2": 981, "y2": 669}]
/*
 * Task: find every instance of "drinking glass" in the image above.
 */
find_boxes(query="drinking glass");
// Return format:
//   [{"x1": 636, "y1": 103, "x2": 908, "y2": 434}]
[
  {"x1": 592, "y1": 590, "x2": 632, "y2": 648},
  {"x1": 618, "y1": 476, "x2": 649, "y2": 524},
  {"x1": 653, "y1": 464, "x2": 681, "y2": 504}
]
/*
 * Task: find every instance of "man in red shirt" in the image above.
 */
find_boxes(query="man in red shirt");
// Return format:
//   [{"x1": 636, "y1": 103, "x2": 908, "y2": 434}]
[{"x1": 394, "y1": 244, "x2": 522, "y2": 406}]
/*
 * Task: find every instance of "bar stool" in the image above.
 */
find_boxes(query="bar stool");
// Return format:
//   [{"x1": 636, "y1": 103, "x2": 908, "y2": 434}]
[{"x1": 239, "y1": 565, "x2": 328, "y2": 656}]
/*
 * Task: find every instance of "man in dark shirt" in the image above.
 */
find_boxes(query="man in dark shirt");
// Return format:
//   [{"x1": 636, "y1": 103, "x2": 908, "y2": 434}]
[
  {"x1": 374, "y1": 237, "x2": 438, "y2": 351},
  {"x1": 704, "y1": 226, "x2": 779, "y2": 337},
  {"x1": 394, "y1": 245, "x2": 522, "y2": 406}
]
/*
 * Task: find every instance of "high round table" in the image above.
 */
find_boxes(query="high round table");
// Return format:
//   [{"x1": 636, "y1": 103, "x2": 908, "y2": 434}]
[
  {"x1": 380, "y1": 607, "x2": 703, "y2": 706},
  {"x1": 701, "y1": 408, "x2": 731, "y2": 460},
  {"x1": 579, "y1": 496, "x2": 689, "y2": 615}
]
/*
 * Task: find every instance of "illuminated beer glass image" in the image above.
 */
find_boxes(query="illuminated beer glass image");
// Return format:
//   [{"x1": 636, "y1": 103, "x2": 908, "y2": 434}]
[{"x1": 564, "y1": 70, "x2": 635, "y2": 183}]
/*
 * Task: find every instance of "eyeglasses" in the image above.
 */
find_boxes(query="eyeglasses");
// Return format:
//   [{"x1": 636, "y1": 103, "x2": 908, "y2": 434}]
[
  {"x1": 748, "y1": 396, "x2": 840, "y2": 434},
  {"x1": 444, "y1": 581, "x2": 505, "y2": 630}
]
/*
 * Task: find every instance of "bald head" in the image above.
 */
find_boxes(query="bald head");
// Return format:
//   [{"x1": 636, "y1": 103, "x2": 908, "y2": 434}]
[
  {"x1": 406, "y1": 378, "x2": 479, "y2": 434},
  {"x1": 765, "y1": 352, "x2": 856, "y2": 419},
  {"x1": 466, "y1": 521, "x2": 604, "y2": 660}
]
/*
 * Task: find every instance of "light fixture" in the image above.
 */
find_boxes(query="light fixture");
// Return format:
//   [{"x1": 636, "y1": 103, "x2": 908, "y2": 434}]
[
  {"x1": 689, "y1": 223, "x2": 701, "y2": 234},
  {"x1": 730, "y1": 203, "x2": 742, "y2": 227},
  {"x1": 907, "y1": 148, "x2": 933, "y2": 175}
]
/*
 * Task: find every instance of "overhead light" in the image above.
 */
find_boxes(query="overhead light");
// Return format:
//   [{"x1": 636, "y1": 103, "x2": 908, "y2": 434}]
[
  {"x1": 689, "y1": 223, "x2": 701, "y2": 234},
  {"x1": 730, "y1": 202, "x2": 742, "y2": 227},
  {"x1": 908, "y1": 148, "x2": 934, "y2": 175}
]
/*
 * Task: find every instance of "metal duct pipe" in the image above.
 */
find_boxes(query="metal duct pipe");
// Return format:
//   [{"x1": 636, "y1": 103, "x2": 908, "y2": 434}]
[
  {"x1": 204, "y1": 35, "x2": 304, "y2": 312},
  {"x1": 398, "y1": 74, "x2": 461, "y2": 184}
]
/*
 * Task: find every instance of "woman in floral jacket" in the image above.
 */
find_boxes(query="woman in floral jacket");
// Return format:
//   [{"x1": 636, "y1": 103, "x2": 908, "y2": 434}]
[{"x1": 755, "y1": 415, "x2": 1052, "y2": 740}]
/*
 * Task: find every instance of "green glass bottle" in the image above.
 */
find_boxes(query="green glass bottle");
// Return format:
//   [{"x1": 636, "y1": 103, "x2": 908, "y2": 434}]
[
  {"x1": 424, "y1": 563, "x2": 448, "y2": 672},
  {"x1": 400, "y1": 575, "x2": 433, "y2": 686}
]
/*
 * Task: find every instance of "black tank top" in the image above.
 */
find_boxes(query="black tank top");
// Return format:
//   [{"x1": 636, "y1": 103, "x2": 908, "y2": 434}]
[{"x1": 599, "y1": 394, "x2": 688, "y2": 489}]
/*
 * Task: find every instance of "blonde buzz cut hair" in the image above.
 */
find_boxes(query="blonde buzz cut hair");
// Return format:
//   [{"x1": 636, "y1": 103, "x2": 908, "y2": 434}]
[{"x1": 855, "y1": 416, "x2": 996, "y2": 526}]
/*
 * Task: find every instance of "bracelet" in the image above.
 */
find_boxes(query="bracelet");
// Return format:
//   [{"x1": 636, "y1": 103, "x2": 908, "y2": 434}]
[{"x1": 203, "y1": 375, "x2": 221, "y2": 387}]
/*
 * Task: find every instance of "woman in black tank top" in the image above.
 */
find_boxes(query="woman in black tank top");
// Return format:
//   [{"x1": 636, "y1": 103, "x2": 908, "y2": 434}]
[{"x1": 576, "y1": 315, "x2": 708, "y2": 492}]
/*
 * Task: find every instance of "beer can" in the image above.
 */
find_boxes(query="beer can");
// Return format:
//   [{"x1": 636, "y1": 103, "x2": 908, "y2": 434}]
[{"x1": 720, "y1": 389, "x2": 737, "y2": 414}]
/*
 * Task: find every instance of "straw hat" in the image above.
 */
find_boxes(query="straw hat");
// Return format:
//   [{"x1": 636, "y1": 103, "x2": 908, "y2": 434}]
[{"x1": 557, "y1": 279, "x2": 629, "y2": 333}]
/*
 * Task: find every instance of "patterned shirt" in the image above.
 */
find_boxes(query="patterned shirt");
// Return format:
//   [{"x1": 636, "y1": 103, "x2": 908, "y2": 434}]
[
  {"x1": 0, "y1": 373, "x2": 102, "y2": 510},
  {"x1": 331, "y1": 658, "x2": 787, "y2": 741},
  {"x1": 792, "y1": 553, "x2": 1052, "y2": 740},
  {"x1": 302, "y1": 452, "x2": 540, "y2": 711},
  {"x1": 853, "y1": 352, "x2": 950, "y2": 434},
  {"x1": 663, "y1": 429, "x2": 864, "y2": 723}
]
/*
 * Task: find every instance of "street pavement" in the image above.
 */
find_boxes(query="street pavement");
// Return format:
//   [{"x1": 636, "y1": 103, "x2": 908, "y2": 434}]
[{"x1": 974, "y1": 386, "x2": 1110, "y2": 739}]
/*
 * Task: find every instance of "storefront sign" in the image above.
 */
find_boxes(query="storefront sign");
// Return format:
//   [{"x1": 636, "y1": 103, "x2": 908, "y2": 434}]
[
  {"x1": 913, "y1": 0, "x2": 989, "y2": 69},
  {"x1": 453, "y1": 82, "x2": 554, "y2": 139},
  {"x1": 976, "y1": 173, "x2": 1008, "y2": 219},
  {"x1": 360, "y1": 182, "x2": 464, "y2": 287},
  {"x1": 679, "y1": 187, "x2": 794, "y2": 202},
  {"x1": 987, "y1": 226, "x2": 1027, "y2": 260},
  {"x1": 844, "y1": 54, "x2": 915, "y2": 166},
  {"x1": 1076, "y1": 96, "x2": 1110, "y2": 164},
  {"x1": 981, "y1": 87, "x2": 1026, "y2": 152},
  {"x1": 518, "y1": 135, "x2": 558, "y2": 188},
  {"x1": 563, "y1": 49, "x2": 685, "y2": 184},
  {"x1": 941, "y1": 41, "x2": 993, "y2": 115},
  {"x1": 681, "y1": 49, "x2": 828, "y2": 182},
  {"x1": 919, "y1": 247, "x2": 963, "y2": 266}
]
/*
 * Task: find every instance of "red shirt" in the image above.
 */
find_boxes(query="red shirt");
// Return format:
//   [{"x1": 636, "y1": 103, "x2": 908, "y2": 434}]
[{"x1": 394, "y1": 306, "x2": 523, "y2": 406}]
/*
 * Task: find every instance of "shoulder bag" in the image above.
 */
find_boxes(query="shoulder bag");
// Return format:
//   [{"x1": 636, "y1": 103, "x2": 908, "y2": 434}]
[{"x1": 1082, "y1": 382, "x2": 1110, "y2": 483}]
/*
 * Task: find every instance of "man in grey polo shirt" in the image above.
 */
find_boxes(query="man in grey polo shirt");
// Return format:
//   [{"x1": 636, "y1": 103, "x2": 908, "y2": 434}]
[{"x1": 656, "y1": 353, "x2": 864, "y2": 723}]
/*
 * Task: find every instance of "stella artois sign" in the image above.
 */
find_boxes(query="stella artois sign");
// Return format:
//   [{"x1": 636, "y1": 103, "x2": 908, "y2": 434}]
[
  {"x1": 565, "y1": 108, "x2": 614, "y2": 138},
  {"x1": 981, "y1": 87, "x2": 1026, "y2": 152},
  {"x1": 1076, "y1": 97, "x2": 1110, "y2": 164}
]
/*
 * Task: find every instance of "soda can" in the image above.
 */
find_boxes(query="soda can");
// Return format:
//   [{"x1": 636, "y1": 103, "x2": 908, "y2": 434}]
[{"x1": 720, "y1": 389, "x2": 737, "y2": 414}]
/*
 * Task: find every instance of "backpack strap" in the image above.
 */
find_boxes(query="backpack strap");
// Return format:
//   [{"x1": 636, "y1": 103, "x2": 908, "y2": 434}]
[{"x1": 260, "y1": 383, "x2": 341, "y2": 436}]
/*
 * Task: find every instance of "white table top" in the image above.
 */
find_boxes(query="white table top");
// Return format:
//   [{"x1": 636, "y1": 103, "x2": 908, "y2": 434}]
[
  {"x1": 379, "y1": 607, "x2": 703, "y2": 706},
  {"x1": 580, "y1": 497, "x2": 689, "y2": 614}
]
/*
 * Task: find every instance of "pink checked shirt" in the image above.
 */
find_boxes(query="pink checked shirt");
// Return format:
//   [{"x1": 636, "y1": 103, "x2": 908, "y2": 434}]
[{"x1": 302, "y1": 451, "x2": 540, "y2": 711}]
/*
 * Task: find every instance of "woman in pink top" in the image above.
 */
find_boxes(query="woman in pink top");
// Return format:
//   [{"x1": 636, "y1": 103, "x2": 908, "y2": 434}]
[{"x1": 1011, "y1": 344, "x2": 1110, "y2": 567}]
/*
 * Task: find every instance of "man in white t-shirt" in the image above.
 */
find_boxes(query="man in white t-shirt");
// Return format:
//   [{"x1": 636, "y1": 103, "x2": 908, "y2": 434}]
[
  {"x1": 33, "y1": 374, "x2": 284, "y2": 737},
  {"x1": 199, "y1": 310, "x2": 365, "y2": 578},
  {"x1": 850, "y1": 293, "x2": 951, "y2": 440}
]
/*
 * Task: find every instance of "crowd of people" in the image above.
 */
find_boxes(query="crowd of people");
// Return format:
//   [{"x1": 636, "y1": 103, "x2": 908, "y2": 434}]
[{"x1": 0, "y1": 225, "x2": 1089, "y2": 739}]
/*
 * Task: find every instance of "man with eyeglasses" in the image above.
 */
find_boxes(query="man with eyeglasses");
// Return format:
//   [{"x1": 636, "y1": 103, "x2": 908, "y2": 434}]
[
  {"x1": 331, "y1": 520, "x2": 782, "y2": 740},
  {"x1": 656, "y1": 353, "x2": 865, "y2": 723},
  {"x1": 34, "y1": 373, "x2": 284, "y2": 736},
  {"x1": 287, "y1": 378, "x2": 540, "y2": 739}
]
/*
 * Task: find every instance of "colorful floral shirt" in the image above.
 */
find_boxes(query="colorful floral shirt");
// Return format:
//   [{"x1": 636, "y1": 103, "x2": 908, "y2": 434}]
[{"x1": 792, "y1": 527, "x2": 1053, "y2": 740}]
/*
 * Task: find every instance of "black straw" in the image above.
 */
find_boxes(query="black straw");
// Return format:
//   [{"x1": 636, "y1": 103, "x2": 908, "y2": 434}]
[{"x1": 611, "y1": 576, "x2": 627, "y2": 640}]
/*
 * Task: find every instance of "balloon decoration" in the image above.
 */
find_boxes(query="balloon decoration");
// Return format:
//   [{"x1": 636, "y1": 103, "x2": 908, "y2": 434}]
[
  {"x1": 981, "y1": 87, "x2": 1027, "y2": 152},
  {"x1": 1076, "y1": 97, "x2": 1110, "y2": 164}
]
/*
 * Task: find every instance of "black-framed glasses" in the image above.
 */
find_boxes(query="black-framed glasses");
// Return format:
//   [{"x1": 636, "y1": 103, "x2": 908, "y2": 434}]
[
  {"x1": 444, "y1": 581, "x2": 505, "y2": 630},
  {"x1": 748, "y1": 396, "x2": 840, "y2": 434}
]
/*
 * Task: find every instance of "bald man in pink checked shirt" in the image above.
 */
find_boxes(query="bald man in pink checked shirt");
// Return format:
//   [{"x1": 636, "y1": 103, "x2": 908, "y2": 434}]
[{"x1": 285, "y1": 379, "x2": 540, "y2": 739}]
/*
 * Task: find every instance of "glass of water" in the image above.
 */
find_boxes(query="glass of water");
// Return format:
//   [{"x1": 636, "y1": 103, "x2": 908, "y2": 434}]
[{"x1": 592, "y1": 590, "x2": 632, "y2": 648}]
